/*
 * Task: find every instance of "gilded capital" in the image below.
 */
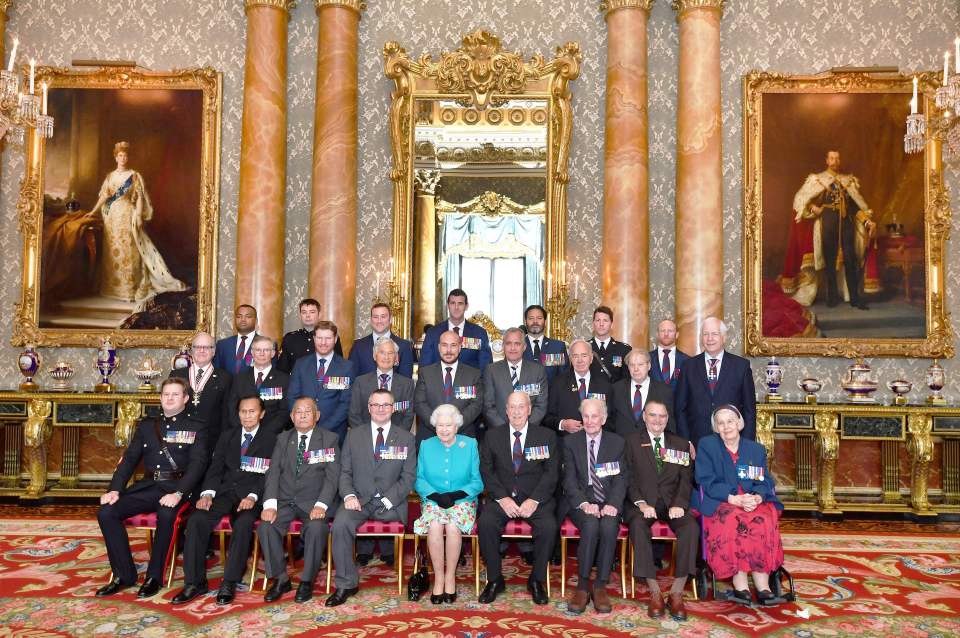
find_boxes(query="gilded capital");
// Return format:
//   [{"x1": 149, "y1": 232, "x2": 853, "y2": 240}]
[
  {"x1": 0, "y1": 1, "x2": 11, "y2": 16},
  {"x1": 671, "y1": 0, "x2": 724, "y2": 18},
  {"x1": 244, "y1": 0, "x2": 296, "y2": 14},
  {"x1": 315, "y1": 0, "x2": 365, "y2": 15},
  {"x1": 600, "y1": 0, "x2": 654, "y2": 18}
]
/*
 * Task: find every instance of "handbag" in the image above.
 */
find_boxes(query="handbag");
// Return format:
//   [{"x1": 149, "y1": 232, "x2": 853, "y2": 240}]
[{"x1": 406, "y1": 545, "x2": 429, "y2": 601}]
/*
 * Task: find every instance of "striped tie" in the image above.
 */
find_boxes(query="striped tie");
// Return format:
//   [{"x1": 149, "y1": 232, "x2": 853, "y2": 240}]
[
  {"x1": 589, "y1": 438, "x2": 604, "y2": 503},
  {"x1": 511, "y1": 365, "x2": 519, "y2": 390},
  {"x1": 379, "y1": 373, "x2": 389, "y2": 389}
]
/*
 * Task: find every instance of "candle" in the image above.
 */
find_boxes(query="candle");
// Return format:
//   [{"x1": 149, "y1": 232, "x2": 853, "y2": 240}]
[
  {"x1": 945, "y1": 52, "x2": 951, "y2": 85},
  {"x1": 955, "y1": 37, "x2": 959, "y2": 73},
  {"x1": 41, "y1": 81, "x2": 47, "y2": 115},
  {"x1": 574, "y1": 274, "x2": 580, "y2": 300},
  {"x1": 375, "y1": 271, "x2": 381, "y2": 300},
  {"x1": 6, "y1": 37, "x2": 17, "y2": 73},
  {"x1": 29, "y1": 58, "x2": 34, "y2": 94},
  {"x1": 911, "y1": 77, "x2": 918, "y2": 114}
]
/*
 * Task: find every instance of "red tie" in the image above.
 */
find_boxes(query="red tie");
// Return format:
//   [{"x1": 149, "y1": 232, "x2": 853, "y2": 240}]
[
  {"x1": 316, "y1": 358, "x2": 327, "y2": 380},
  {"x1": 256, "y1": 371, "x2": 264, "y2": 387},
  {"x1": 708, "y1": 358, "x2": 718, "y2": 392},
  {"x1": 443, "y1": 367, "x2": 453, "y2": 400},
  {"x1": 578, "y1": 378, "x2": 587, "y2": 401},
  {"x1": 374, "y1": 426, "x2": 384, "y2": 460},
  {"x1": 235, "y1": 335, "x2": 247, "y2": 373},
  {"x1": 379, "y1": 373, "x2": 389, "y2": 389},
  {"x1": 453, "y1": 326, "x2": 461, "y2": 336},
  {"x1": 632, "y1": 384, "x2": 643, "y2": 421},
  {"x1": 661, "y1": 349, "x2": 671, "y2": 381}
]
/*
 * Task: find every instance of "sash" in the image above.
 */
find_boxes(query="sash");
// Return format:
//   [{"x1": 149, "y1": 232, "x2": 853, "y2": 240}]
[{"x1": 104, "y1": 174, "x2": 134, "y2": 213}]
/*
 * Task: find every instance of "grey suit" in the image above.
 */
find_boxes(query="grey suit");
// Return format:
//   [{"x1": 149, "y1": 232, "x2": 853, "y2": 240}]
[
  {"x1": 414, "y1": 361, "x2": 483, "y2": 444},
  {"x1": 257, "y1": 426, "x2": 341, "y2": 583},
  {"x1": 482, "y1": 358, "x2": 548, "y2": 430},
  {"x1": 348, "y1": 371, "x2": 415, "y2": 431},
  {"x1": 331, "y1": 423, "x2": 417, "y2": 590}
]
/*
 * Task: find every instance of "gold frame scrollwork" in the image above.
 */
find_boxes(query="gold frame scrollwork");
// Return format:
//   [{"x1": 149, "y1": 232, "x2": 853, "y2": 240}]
[
  {"x1": 742, "y1": 70, "x2": 953, "y2": 358},
  {"x1": 12, "y1": 65, "x2": 223, "y2": 349},
  {"x1": 383, "y1": 30, "x2": 581, "y2": 338}
]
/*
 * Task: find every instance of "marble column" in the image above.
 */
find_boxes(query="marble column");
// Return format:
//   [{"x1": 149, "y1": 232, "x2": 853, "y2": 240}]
[
  {"x1": 308, "y1": 0, "x2": 362, "y2": 352},
  {"x1": 412, "y1": 169, "x2": 440, "y2": 338},
  {"x1": 673, "y1": 0, "x2": 724, "y2": 354},
  {"x1": 234, "y1": 0, "x2": 293, "y2": 341},
  {"x1": 601, "y1": 0, "x2": 653, "y2": 350}
]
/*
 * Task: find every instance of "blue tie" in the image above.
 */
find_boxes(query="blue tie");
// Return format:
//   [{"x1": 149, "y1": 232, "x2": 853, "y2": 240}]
[{"x1": 241, "y1": 432, "x2": 253, "y2": 456}]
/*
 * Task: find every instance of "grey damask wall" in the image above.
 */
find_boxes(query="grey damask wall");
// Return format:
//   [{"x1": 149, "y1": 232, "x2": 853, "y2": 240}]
[{"x1": 1, "y1": 0, "x2": 958, "y2": 401}]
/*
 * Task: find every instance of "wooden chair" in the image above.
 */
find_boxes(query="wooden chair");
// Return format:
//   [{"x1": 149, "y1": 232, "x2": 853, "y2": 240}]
[
  {"x1": 110, "y1": 505, "x2": 191, "y2": 589},
  {"x1": 558, "y1": 517, "x2": 629, "y2": 598},
  {"x1": 477, "y1": 520, "x2": 550, "y2": 597},
  {"x1": 628, "y1": 520, "x2": 698, "y2": 599},
  {"x1": 325, "y1": 520, "x2": 406, "y2": 596},
  {"x1": 411, "y1": 525, "x2": 481, "y2": 596}
]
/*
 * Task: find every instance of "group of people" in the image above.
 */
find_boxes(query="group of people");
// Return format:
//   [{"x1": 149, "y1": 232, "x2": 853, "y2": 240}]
[{"x1": 95, "y1": 290, "x2": 784, "y2": 621}]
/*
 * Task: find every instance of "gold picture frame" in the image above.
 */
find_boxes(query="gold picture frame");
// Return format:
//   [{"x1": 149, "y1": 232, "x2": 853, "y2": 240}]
[
  {"x1": 383, "y1": 30, "x2": 580, "y2": 339},
  {"x1": 742, "y1": 70, "x2": 953, "y2": 358},
  {"x1": 13, "y1": 65, "x2": 222, "y2": 348}
]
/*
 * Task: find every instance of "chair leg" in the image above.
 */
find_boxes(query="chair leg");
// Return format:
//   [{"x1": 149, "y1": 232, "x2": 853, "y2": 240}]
[
  {"x1": 546, "y1": 558, "x2": 551, "y2": 599},
  {"x1": 165, "y1": 535, "x2": 177, "y2": 589},
  {"x1": 219, "y1": 531, "x2": 227, "y2": 568},
  {"x1": 286, "y1": 534, "x2": 294, "y2": 567},
  {"x1": 560, "y1": 537, "x2": 567, "y2": 598},
  {"x1": 325, "y1": 536, "x2": 333, "y2": 594},
  {"x1": 629, "y1": 541, "x2": 635, "y2": 599},
  {"x1": 473, "y1": 537, "x2": 480, "y2": 597},
  {"x1": 412, "y1": 535, "x2": 419, "y2": 573},
  {"x1": 249, "y1": 535, "x2": 259, "y2": 591},
  {"x1": 619, "y1": 538, "x2": 627, "y2": 598},
  {"x1": 396, "y1": 535, "x2": 403, "y2": 596}
]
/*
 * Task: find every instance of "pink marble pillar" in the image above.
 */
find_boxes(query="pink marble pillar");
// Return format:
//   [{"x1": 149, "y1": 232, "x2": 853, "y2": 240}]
[{"x1": 673, "y1": 0, "x2": 724, "y2": 354}]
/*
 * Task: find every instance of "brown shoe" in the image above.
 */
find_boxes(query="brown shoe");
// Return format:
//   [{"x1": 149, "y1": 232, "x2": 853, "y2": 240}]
[
  {"x1": 567, "y1": 588, "x2": 590, "y2": 614},
  {"x1": 592, "y1": 584, "x2": 612, "y2": 614},
  {"x1": 668, "y1": 591, "x2": 688, "y2": 621},
  {"x1": 647, "y1": 592, "x2": 665, "y2": 618}
]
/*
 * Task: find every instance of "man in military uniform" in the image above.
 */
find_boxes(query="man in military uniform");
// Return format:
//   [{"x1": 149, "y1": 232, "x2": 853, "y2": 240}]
[
  {"x1": 588, "y1": 306, "x2": 632, "y2": 384},
  {"x1": 96, "y1": 377, "x2": 207, "y2": 598},
  {"x1": 277, "y1": 298, "x2": 344, "y2": 374}
]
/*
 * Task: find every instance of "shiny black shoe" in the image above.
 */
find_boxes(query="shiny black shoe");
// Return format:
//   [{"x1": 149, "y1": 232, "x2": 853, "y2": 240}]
[
  {"x1": 731, "y1": 589, "x2": 753, "y2": 606},
  {"x1": 95, "y1": 578, "x2": 133, "y2": 597},
  {"x1": 478, "y1": 578, "x2": 505, "y2": 604},
  {"x1": 263, "y1": 578, "x2": 292, "y2": 602},
  {"x1": 295, "y1": 580, "x2": 314, "y2": 603},
  {"x1": 356, "y1": 553, "x2": 372, "y2": 566},
  {"x1": 527, "y1": 580, "x2": 549, "y2": 605},
  {"x1": 216, "y1": 581, "x2": 236, "y2": 605},
  {"x1": 430, "y1": 593, "x2": 444, "y2": 604},
  {"x1": 443, "y1": 592, "x2": 457, "y2": 604},
  {"x1": 171, "y1": 582, "x2": 208, "y2": 604},
  {"x1": 325, "y1": 586, "x2": 358, "y2": 607},
  {"x1": 137, "y1": 577, "x2": 162, "y2": 599}
]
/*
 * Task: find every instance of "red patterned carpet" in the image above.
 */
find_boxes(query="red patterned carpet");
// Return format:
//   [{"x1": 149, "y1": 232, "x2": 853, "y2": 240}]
[{"x1": 0, "y1": 517, "x2": 958, "y2": 637}]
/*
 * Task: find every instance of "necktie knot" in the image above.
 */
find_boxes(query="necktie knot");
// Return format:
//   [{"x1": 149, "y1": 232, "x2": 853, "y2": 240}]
[
  {"x1": 195, "y1": 367, "x2": 204, "y2": 384},
  {"x1": 445, "y1": 366, "x2": 453, "y2": 374},
  {"x1": 453, "y1": 326, "x2": 460, "y2": 335},
  {"x1": 317, "y1": 358, "x2": 327, "y2": 378},
  {"x1": 242, "y1": 432, "x2": 253, "y2": 454},
  {"x1": 256, "y1": 370, "x2": 264, "y2": 386}
]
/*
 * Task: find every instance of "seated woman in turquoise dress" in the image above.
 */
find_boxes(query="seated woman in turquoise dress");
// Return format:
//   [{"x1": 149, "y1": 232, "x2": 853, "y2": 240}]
[{"x1": 414, "y1": 404, "x2": 484, "y2": 604}]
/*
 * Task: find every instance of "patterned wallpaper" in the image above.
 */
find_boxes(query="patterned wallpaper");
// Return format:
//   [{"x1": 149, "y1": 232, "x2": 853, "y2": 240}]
[{"x1": 0, "y1": 0, "x2": 957, "y2": 402}]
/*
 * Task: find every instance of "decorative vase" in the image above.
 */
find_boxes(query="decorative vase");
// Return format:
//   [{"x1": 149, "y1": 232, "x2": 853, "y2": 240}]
[
  {"x1": 94, "y1": 338, "x2": 119, "y2": 393},
  {"x1": 926, "y1": 359, "x2": 946, "y2": 405},
  {"x1": 797, "y1": 377, "x2": 822, "y2": 404},
  {"x1": 840, "y1": 359, "x2": 878, "y2": 403},
  {"x1": 49, "y1": 361, "x2": 75, "y2": 392},
  {"x1": 17, "y1": 344, "x2": 41, "y2": 391},
  {"x1": 886, "y1": 379, "x2": 912, "y2": 406},
  {"x1": 765, "y1": 357, "x2": 784, "y2": 403},
  {"x1": 134, "y1": 357, "x2": 162, "y2": 393},
  {"x1": 171, "y1": 345, "x2": 192, "y2": 371}
]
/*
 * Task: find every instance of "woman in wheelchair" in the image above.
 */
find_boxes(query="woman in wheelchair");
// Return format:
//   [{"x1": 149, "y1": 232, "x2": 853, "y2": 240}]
[{"x1": 695, "y1": 404, "x2": 784, "y2": 605}]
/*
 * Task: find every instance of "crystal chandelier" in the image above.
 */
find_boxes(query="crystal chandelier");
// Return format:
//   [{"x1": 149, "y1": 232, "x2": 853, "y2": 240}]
[
  {"x1": 0, "y1": 37, "x2": 54, "y2": 146},
  {"x1": 905, "y1": 37, "x2": 960, "y2": 156}
]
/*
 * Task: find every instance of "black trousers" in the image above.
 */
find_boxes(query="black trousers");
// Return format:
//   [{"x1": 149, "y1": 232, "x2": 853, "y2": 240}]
[
  {"x1": 478, "y1": 500, "x2": 556, "y2": 583},
  {"x1": 569, "y1": 508, "x2": 620, "y2": 587},
  {"x1": 182, "y1": 494, "x2": 260, "y2": 586},
  {"x1": 626, "y1": 502, "x2": 698, "y2": 581},
  {"x1": 97, "y1": 484, "x2": 182, "y2": 584},
  {"x1": 820, "y1": 208, "x2": 861, "y2": 304}
]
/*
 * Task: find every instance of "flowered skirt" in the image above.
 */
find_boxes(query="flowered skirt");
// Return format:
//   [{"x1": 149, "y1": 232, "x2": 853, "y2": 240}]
[
  {"x1": 702, "y1": 502, "x2": 784, "y2": 580},
  {"x1": 413, "y1": 500, "x2": 477, "y2": 535}
]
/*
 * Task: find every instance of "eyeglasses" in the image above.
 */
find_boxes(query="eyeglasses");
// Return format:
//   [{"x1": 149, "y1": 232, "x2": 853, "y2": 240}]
[
  {"x1": 251, "y1": 348, "x2": 274, "y2": 354},
  {"x1": 368, "y1": 403, "x2": 393, "y2": 409},
  {"x1": 192, "y1": 345, "x2": 214, "y2": 351}
]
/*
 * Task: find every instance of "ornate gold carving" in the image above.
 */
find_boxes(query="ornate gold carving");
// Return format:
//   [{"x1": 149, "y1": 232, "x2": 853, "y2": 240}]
[
  {"x1": 384, "y1": 31, "x2": 580, "y2": 338},
  {"x1": 115, "y1": 400, "x2": 142, "y2": 449},
  {"x1": 742, "y1": 70, "x2": 953, "y2": 358},
  {"x1": 436, "y1": 191, "x2": 546, "y2": 218},
  {"x1": 671, "y1": 0, "x2": 724, "y2": 17},
  {"x1": 600, "y1": 0, "x2": 655, "y2": 18},
  {"x1": 813, "y1": 411, "x2": 840, "y2": 513},
  {"x1": 755, "y1": 410, "x2": 775, "y2": 458},
  {"x1": 314, "y1": 0, "x2": 365, "y2": 15},
  {"x1": 545, "y1": 283, "x2": 579, "y2": 345},
  {"x1": 12, "y1": 66, "x2": 223, "y2": 348},
  {"x1": 0, "y1": 1, "x2": 11, "y2": 16},
  {"x1": 22, "y1": 399, "x2": 51, "y2": 498},
  {"x1": 907, "y1": 413, "x2": 934, "y2": 514},
  {"x1": 413, "y1": 169, "x2": 440, "y2": 196},
  {"x1": 415, "y1": 140, "x2": 549, "y2": 163},
  {"x1": 468, "y1": 311, "x2": 503, "y2": 345},
  {"x1": 244, "y1": 0, "x2": 296, "y2": 12}
]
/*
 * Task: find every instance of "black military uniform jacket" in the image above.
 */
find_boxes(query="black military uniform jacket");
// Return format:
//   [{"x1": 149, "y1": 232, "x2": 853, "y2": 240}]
[
  {"x1": 276, "y1": 328, "x2": 344, "y2": 374},
  {"x1": 109, "y1": 411, "x2": 208, "y2": 497},
  {"x1": 589, "y1": 337, "x2": 633, "y2": 384},
  {"x1": 200, "y1": 425, "x2": 279, "y2": 502}
]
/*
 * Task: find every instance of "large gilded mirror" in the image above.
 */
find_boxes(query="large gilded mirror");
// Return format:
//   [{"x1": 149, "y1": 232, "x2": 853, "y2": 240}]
[{"x1": 383, "y1": 30, "x2": 581, "y2": 341}]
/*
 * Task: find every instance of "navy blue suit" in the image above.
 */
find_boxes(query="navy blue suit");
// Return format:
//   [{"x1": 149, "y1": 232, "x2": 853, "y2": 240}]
[
  {"x1": 288, "y1": 353, "x2": 355, "y2": 442},
  {"x1": 213, "y1": 334, "x2": 256, "y2": 375},
  {"x1": 523, "y1": 334, "x2": 568, "y2": 384},
  {"x1": 347, "y1": 333, "x2": 415, "y2": 378},
  {"x1": 675, "y1": 351, "x2": 756, "y2": 447},
  {"x1": 418, "y1": 321, "x2": 493, "y2": 372},
  {"x1": 693, "y1": 434, "x2": 782, "y2": 516},
  {"x1": 648, "y1": 347, "x2": 690, "y2": 392}
]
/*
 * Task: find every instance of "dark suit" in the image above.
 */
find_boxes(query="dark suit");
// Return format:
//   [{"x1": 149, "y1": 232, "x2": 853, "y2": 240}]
[
  {"x1": 169, "y1": 366, "x2": 232, "y2": 451},
  {"x1": 276, "y1": 328, "x2": 344, "y2": 374},
  {"x1": 225, "y1": 367, "x2": 290, "y2": 434},
  {"x1": 608, "y1": 377, "x2": 676, "y2": 437},
  {"x1": 257, "y1": 426, "x2": 341, "y2": 583},
  {"x1": 675, "y1": 351, "x2": 756, "y2": 447},
  {"x1": 347, "y1": 333, "x2": 415, "y2": 379},
  {"x1": 331, "y1": 423, "x2": 416, "y2": 590},
  {"x1": 523, "y1": 335, "x2": 568, "y2": 384},
  {"x1": 348, "y1": 371, "x2": 415, "y2": 431},
  {"x1": 482, "y1": 358, "x2": 548, "y2": 431},
  {"x1": 649, "y1": 347, "x2": 690, "y2": 392},
  {"x1": 419, "y1": 320, "x2": 493, "y2": 372},
  {"x1": 288, "y1": 353, "x2": 355, "y2": 442},
  {"x1": 623, "y1": 430, "x2": 697, "y2": 580},
  {"x1": 478, "y1": 425, "x2": 559, "y2": 583},
  {"x1": 414, "y1": 362, "x2": 483, "y2": 444},
  {"x1": 589, "y1": 337, "x2": 632, "y2": 384},
  {"x1": 213, "y1": 333, "x2": 260, "y2": 375},
  {"x1": 182, "y1": 425, "x2": 279, "y2": 586},
  {"x1": 694, "y1": 434, "x2": 782, "y2": 517},
  {"x1": 562, "y1": 431, "x2": 626, "y2": 587},
  {"x1": 544, "y1": 370, "x2": 613, "y2": 434},
  {"x1": 97, "y1": 412, "x2": 207, "y2": 584}
]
